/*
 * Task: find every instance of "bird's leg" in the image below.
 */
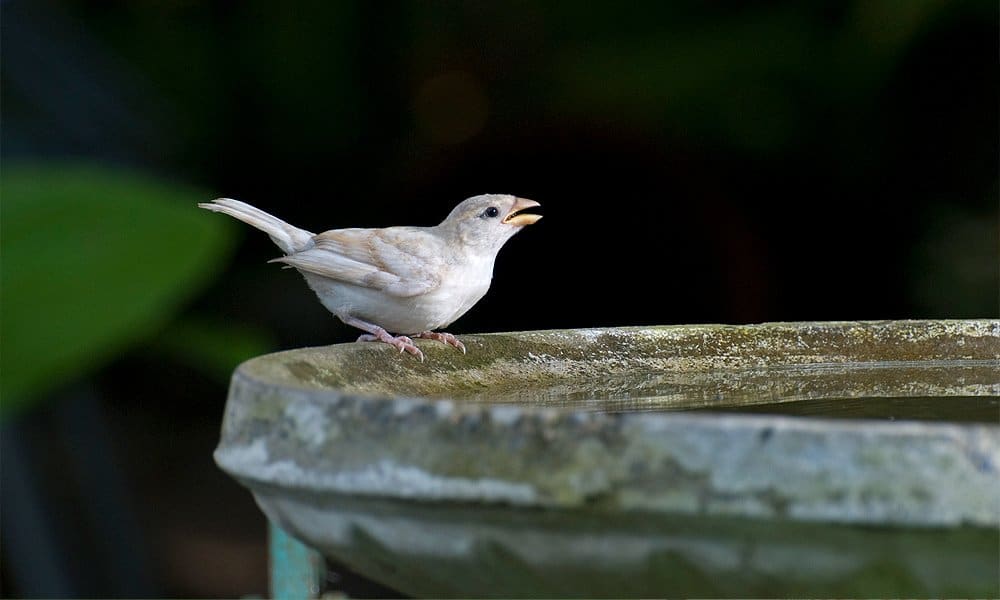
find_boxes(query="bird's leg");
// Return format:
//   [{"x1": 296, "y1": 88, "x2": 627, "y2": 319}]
[
  {"x1": 413, "y1": 331, "x2": 467, "y2": 354},
  {"x1": 340, "y1": 315, "x2": 424, "y2": 361}
]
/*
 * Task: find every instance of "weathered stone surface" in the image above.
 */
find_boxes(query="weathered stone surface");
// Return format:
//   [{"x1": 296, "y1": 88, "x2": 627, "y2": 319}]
[{"x1": 215, "y1": 320, "x2": 1000, "y2": 597}]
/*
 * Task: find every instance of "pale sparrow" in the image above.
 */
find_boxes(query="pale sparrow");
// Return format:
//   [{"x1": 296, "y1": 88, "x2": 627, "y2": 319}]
[{"x1": 199, "y1": 195, "x2": 541, "y2": 360}]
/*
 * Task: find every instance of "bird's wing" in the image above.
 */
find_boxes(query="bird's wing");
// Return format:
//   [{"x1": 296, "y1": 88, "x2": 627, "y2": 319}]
[{"x1": 270, "y1": 227, "x2": 445, "y2": 297}]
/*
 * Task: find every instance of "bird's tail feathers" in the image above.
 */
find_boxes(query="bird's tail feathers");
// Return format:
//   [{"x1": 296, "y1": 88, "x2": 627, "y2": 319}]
[{"x1": 198, "y1": 198, "x2": 314, "y2": 254}]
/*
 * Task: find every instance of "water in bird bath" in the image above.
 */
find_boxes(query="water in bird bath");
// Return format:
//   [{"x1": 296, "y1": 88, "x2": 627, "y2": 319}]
[{"x1": 447, "y1": 360, "x2": 1000, "y2": 422}]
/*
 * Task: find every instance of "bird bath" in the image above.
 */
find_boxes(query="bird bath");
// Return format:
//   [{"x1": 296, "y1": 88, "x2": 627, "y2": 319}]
[{"x1": 215, "y1": 320, "x2": 999, "y2": 598}]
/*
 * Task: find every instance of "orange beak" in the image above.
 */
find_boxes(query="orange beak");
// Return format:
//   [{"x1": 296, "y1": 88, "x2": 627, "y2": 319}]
[{"x1": 502, "y1": 198, "x2": 542, "y2": 226}]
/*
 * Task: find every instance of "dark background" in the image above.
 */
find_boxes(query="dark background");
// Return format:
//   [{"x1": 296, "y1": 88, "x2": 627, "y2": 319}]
[{"x1": 2, "y1": 1, "x2": 997, "y2": 597}]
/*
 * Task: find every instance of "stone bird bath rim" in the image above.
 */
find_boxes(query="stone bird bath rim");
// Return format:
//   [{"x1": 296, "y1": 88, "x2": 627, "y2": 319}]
[
  {"x1": 214, "y1": 320, "x2": 999, "y2": 597},
  {"x1": 215, "y1": 319, "x2": 999, "y2": 528}
]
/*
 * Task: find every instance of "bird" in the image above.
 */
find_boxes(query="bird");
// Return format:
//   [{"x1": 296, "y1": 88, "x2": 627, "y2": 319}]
[{"x1": 198, "y1": 194, "x2": 541, "y2": 360}]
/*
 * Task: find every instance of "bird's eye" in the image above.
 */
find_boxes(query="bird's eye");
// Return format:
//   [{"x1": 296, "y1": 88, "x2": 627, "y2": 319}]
[{"x1": 482, "y1": 206, "x2": 500, "y2": 218}]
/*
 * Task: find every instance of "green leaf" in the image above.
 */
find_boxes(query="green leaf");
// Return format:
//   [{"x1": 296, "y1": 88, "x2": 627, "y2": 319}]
[
  {"x1": 148, "y1": 316, "x2": 274, "y2": 383},
  {"x1": 1, "y1": 164, "x2": 235, "y2": 412}
]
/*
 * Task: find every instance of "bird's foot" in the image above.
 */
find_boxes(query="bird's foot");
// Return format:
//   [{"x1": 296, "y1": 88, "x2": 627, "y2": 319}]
[
  {"x1": 414, "y1": 331, "x2": 466, "y2": 354},
  {"x1": 356, "y1": 332, "x2": 424, "y2": 361}
]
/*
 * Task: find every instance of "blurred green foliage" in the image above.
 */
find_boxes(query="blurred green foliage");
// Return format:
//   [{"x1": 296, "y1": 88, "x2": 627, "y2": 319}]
[
  {"x1": 545, "y1": 1, "x2": 964, "y2": 152},
  {"x1": 150, "y1": 316, "x2": 274, "y2": 383},
  {"x1": 1, "y1": 165, "x2": 242, "y2": 413}
]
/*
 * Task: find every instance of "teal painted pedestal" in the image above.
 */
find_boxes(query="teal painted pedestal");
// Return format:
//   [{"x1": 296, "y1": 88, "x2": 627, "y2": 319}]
[{"x1": 269, "y1": 523, "x2": 322, "y2": 599}]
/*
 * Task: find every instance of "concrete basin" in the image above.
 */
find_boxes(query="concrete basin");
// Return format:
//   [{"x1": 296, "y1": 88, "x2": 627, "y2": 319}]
[{"x1": 215, "y1": 320, "x2": 999, "y2": 597}]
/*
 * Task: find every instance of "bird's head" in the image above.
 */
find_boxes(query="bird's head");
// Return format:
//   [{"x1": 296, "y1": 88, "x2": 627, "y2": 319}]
[{"x1": 439, "y1": 194, "x2": 542, "y2": 253}]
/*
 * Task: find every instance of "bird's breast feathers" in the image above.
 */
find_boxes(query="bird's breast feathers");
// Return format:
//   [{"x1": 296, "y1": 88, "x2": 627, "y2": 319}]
[{"x1": 300, "y1": 242, "x2": 494, "y2": 333}]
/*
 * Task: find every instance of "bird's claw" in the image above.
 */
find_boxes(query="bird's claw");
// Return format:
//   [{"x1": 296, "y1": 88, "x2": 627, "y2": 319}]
[
  {"x1": 357, "y1": 332, "x2": 424, "y2": 361},
  {"x1": 354, "y1": 328, "x2": 462, "y2": 361},
  {"x1": 415, "y1": 331, "x2": 467, "y2": 354}
]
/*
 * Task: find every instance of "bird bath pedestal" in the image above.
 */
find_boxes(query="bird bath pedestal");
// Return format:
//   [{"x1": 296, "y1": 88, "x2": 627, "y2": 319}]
[{"x1": 215, "y1": 320, "x2": 999, "y2": 598}]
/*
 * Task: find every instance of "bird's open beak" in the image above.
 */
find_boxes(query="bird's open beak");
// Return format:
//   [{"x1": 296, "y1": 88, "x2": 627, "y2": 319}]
[{"x1": 502, "y1": 198, "x2": 542, "y2": 226}]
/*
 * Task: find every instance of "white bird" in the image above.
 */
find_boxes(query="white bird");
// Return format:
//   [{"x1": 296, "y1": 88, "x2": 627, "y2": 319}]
[{"x1": 199, "y1": 195, "x2": 541, "y2": 360}]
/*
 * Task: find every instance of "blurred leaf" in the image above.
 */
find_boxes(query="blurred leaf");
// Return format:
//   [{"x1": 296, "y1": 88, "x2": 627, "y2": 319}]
[
  {"x1": 1, "y1": 164, "x2": 235, "y2": 413},
  {"x1": 147, "y1": 316, "x2": 274, "y2": 383}
]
